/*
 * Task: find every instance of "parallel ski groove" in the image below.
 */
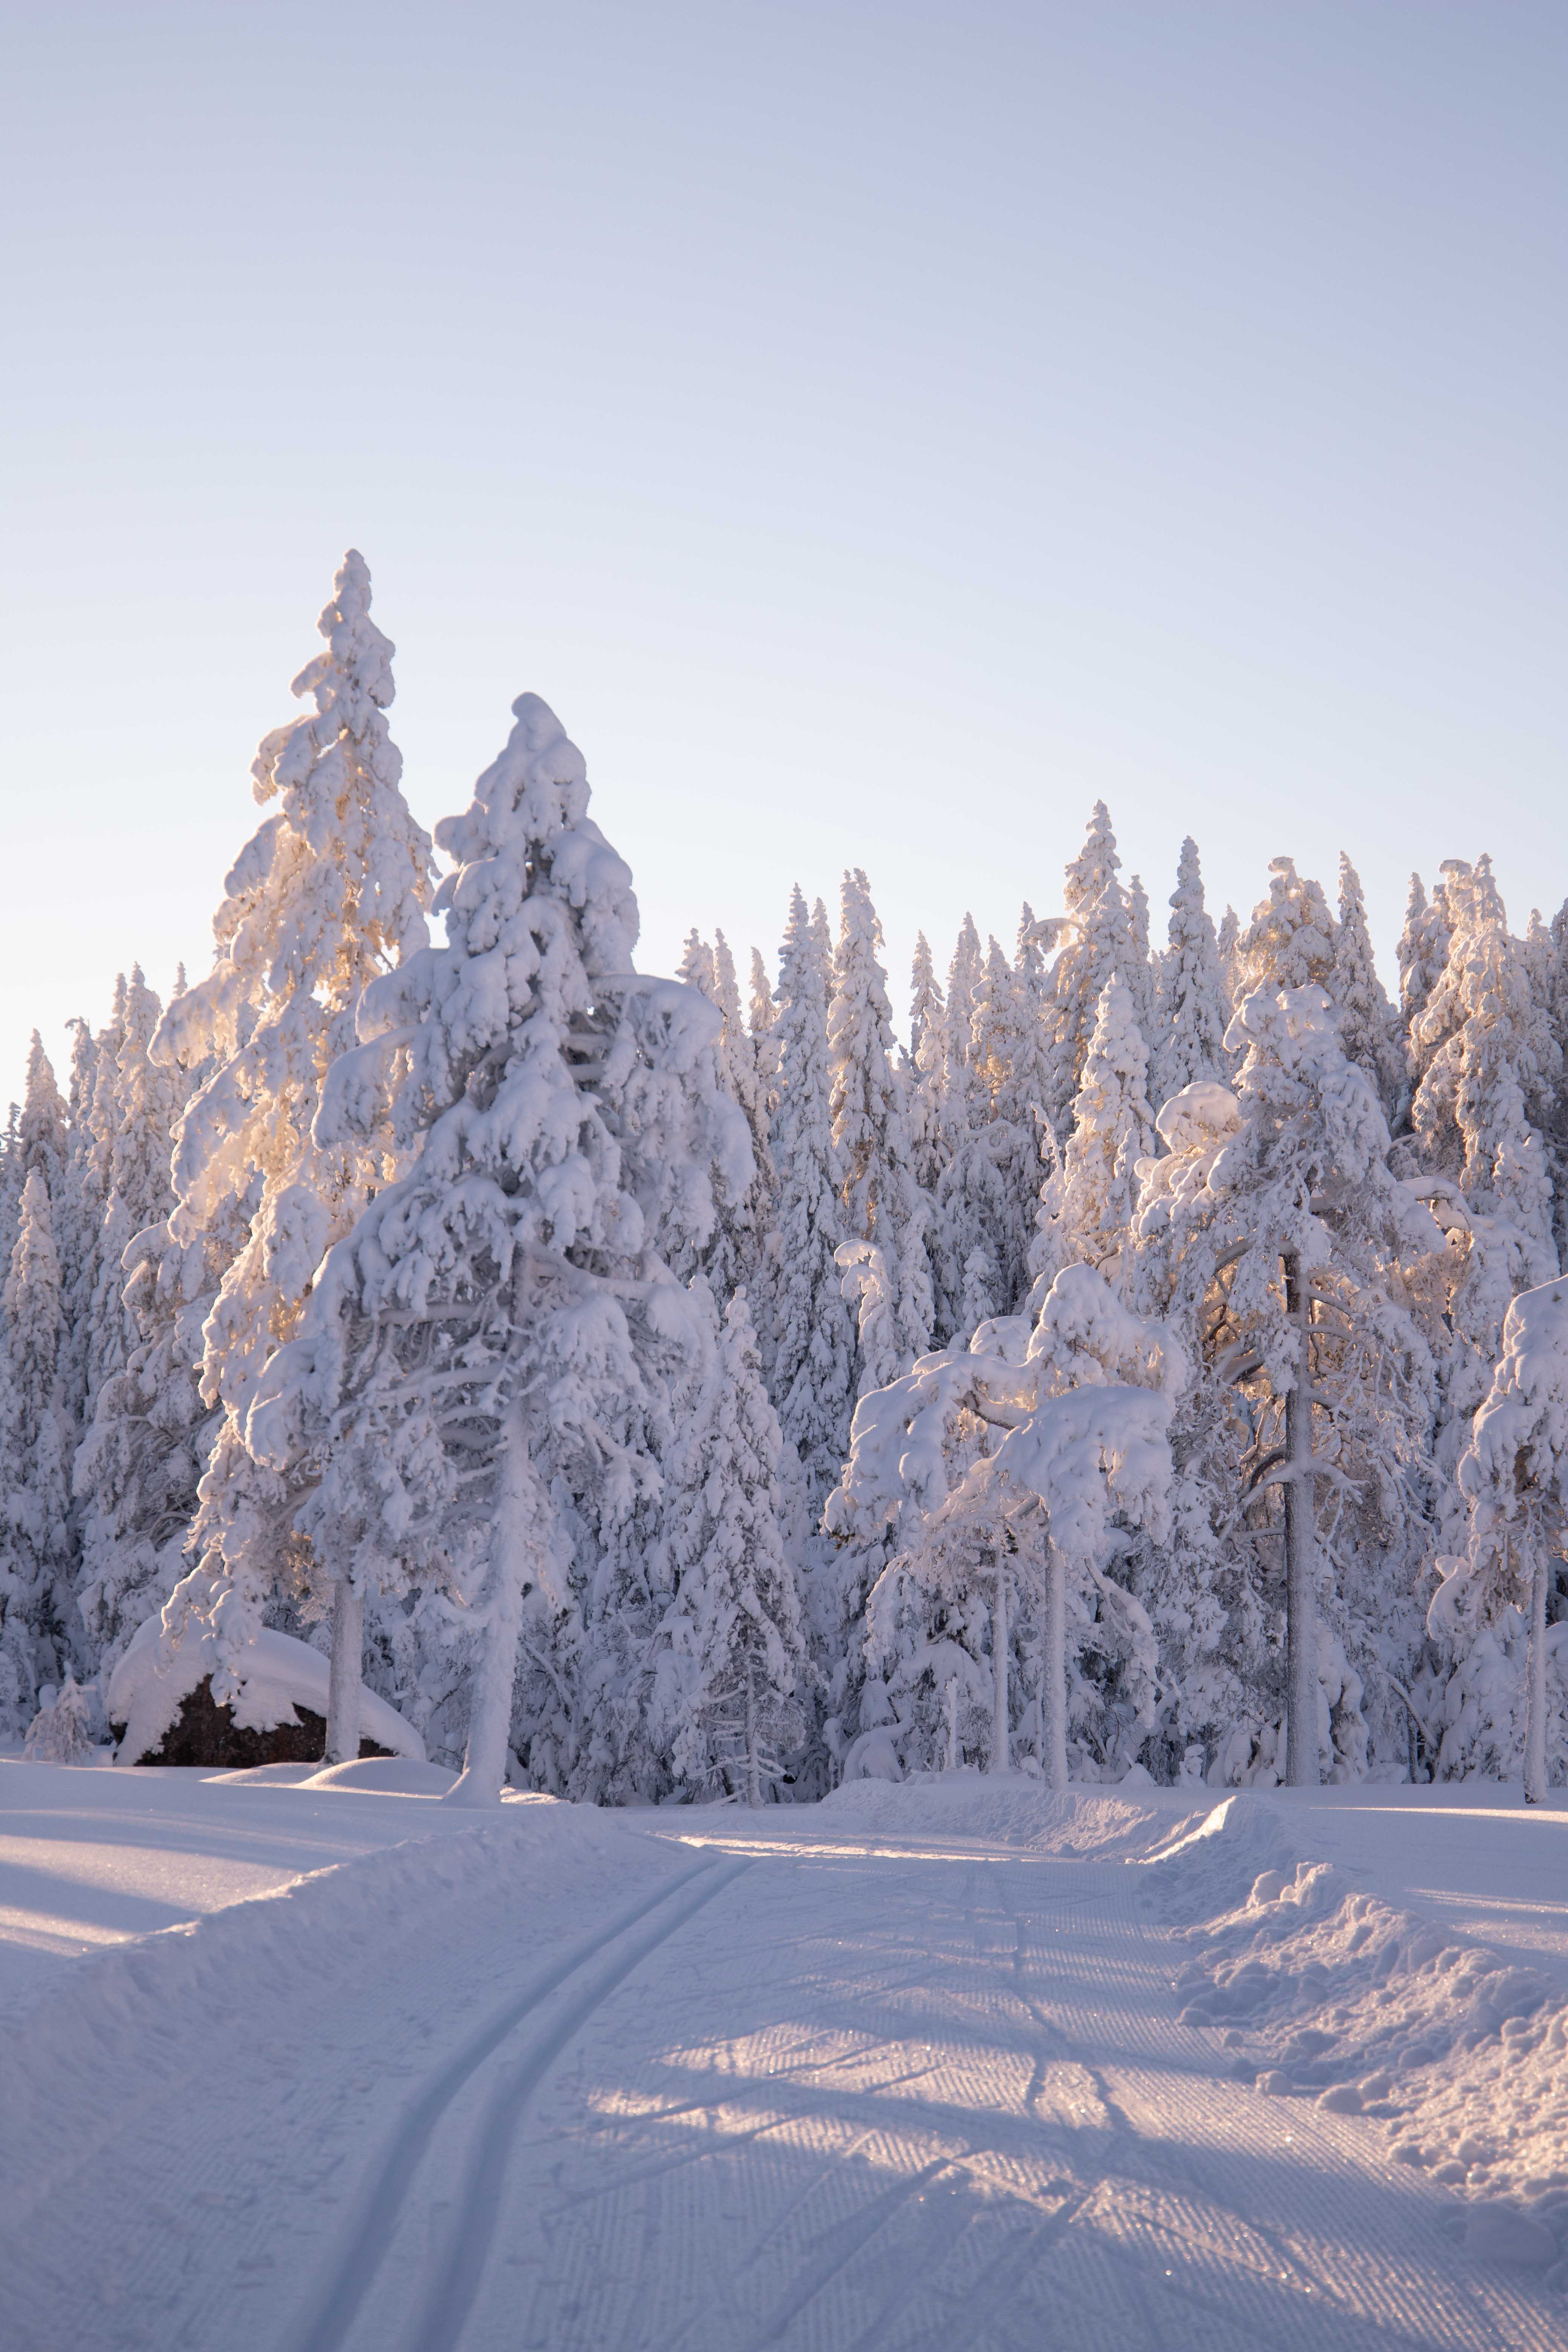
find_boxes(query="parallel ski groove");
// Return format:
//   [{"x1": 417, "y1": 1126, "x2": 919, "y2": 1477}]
[
  {"x1": 407, "y1": 1854, "x2": 755, "y2": 2352},
  {"x1": 292, "y1": 1849, "x2": 723, "y2": 2352}
]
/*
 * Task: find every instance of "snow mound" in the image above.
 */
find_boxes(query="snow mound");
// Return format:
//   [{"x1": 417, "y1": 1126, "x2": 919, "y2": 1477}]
[
  {"x1": 1171, "y1": 1846, "x2": 1568, "y2": 2271},
  {"x1": 107, "y1": 1621, "x2": 424, "y2": 1766},
  {"x1": 1135, "y1": 1792, "x2": 1297, "y2": 1919},
  {"x1": 817, "y1": 1773, "x2": 1182, "y2": 1857},
  {"x1": 0, "y1": 1802, "x2": 674, "y2": 2230},
  {"x1": 299, "y1": 1758, "x2": 456, "y2": 1796}
]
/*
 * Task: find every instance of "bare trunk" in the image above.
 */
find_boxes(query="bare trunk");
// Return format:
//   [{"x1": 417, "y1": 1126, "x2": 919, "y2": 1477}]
[
  {"x1": 992, "y1": 1562, "x2": 1009, "y2": 1775},
  {"x1": 1043, "y1": 1546, "x2": 1068, "y2": 1792},
  {"x1": 442, "y1": 1403, "x2": 540, "y2": 1808},
  {"x1": 1525, "y1": 1534, "x2": 1548, "y2": 1805},
  {"x1": 745, "y1": 1659, "x2": 761, "y2": 1808},
  {"x1": 1282, "y1": 1250, "x2": 1319, "y2": 1789},
  {"x1": 944, "y1": 1675, "x2": 958, "y2": 1773},
  {"x1": 325, "y1": 1573, "x2": 364, "y2": 1765}
]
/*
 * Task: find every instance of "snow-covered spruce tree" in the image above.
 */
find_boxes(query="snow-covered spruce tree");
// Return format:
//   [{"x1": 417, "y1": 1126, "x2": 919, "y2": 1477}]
[
  {"x1": 1127, "y1": 873, "x2": 1159, "y2": 1047},
  {"x1": 1396, "y1": 872, "x2": 1451, "y2": 1064},
  {"x1": 1131, "y1": 988, "x2": 1443, "y2": 1787},
  {"x1": 651, "y1": 1286, "x2": 807, "y2": 1804},
  {"x1": 81, "y1": 970, "x2": 183, "y2": 1415},
  {"x1": 1217, "y1": 905, "x2": 1242, "y2": 1004},
  {"x1": 151, "y1": 550, "x2": 435, "y2": 1710},
  {"x1": 1154, "y1": 837, "x2": 1233, "y2": 1107},
  {"x1": 714, "y1": 931, "x2": 772, "y2": 1196},
  {"x1": 827, "y1": 869, "x2": 933, "y2": 1396},
  {"x1": 828, "y1": 1263, "x2": 1178, "y2": 1788},
  {"x1": 909, "y1": 932, "x2": 942, "y2": 1066},
  {"x1": 1409, "y1": 857, "x2": 1558, "y2": 1280},
  {"x1": 1235, "y1": 858, "x2": 1336, "y2": 998},
  {"x1": 928, "y1": 919, "x2": 1017, "y2": 1343},
  {"x1": 0, "y1": 1169, "x2": 75, "y2": 1724},
  {"x1": 968, "y1": 937, "x2": 1054, "y2": 1310},
  {"x1": 72, "y1": 974, "x2": 205, "y2": 1670},
  {"x1": 906, "y1": 933, "x2": 946, "y2": 1196},
  {"x1": 1330, "y1": 856, "x2": 1405, "y2": 1122},
  {"x1": 1043, "y1": 804, "x2": 1138, "y2": 1138},
  {"x1": 59, "y1": 1004, "x2": 117, "y2": 1433},
  {"x1": 1033, "y1": 976, "x2": 1154, "y2": 1297},
  {"x1": 246, "y1": 693, "x2": 745, "y2": 1802},
  {"x1": 1428, "y1": 1279, "x2": 1568, "y2": 1798},
  {"x1": 748, "y1": 945, "x2": 778, "y2": 1093},
  {"x1": 762, "y1": 885, "x2": 854, "y2": 1501}
]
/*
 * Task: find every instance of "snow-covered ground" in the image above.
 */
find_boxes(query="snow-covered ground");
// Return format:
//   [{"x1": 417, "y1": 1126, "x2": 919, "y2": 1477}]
[{"x1": 4, "y1": 1761, "x2": 1568, "y2": 2349}]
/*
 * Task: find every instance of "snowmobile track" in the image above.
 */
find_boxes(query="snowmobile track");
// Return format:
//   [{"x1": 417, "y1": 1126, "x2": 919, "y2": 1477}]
[{"x1": 294, "y1": 1847, "x2": 748, "y2": 2352}]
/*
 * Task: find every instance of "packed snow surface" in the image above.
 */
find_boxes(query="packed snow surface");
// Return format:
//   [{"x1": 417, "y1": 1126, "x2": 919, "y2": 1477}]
[{"x1": 4, "y1": 1764, "x2": 1568, "y2": 2347}]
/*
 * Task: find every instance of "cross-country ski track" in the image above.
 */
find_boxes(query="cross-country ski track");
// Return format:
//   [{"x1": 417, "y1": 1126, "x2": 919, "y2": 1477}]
[{"x1": 3, "y1": 1764, "x2": 1568, "y2": 2350}]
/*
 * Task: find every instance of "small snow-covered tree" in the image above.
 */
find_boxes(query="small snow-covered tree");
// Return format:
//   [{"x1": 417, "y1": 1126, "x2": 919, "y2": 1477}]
[
  {"x1": 1430, "y1": 1278, "x2": 1568, "y2": 1799},
  {"x1": 1033, "y1": 977, "x2": 1154, "y2": 1296},
  {"x1": 1154, "y1": 837, "x2": 1232, "y2": 1106},
  {"x1": 763, "y1": 886, "x2": 854, "y2": 1498},
  {"x1": 22, "y1": 1672, "x2": 95, "y2": 1763},
  {"x1": 243, "y1": 693, "x2": 744, "y2": 1802},
  {"x1": 652, "y1": 1286, "x2": 807, "y2": 1804},
  {"x1": 828, "y1": 1263, "x2": 1179, "y2": 1788}
]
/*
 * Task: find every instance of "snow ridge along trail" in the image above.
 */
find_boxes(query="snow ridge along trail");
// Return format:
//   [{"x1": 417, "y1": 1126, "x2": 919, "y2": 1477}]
[{"x1": 3, "y1": 1772, "x2": 1568, "y2": 2350}]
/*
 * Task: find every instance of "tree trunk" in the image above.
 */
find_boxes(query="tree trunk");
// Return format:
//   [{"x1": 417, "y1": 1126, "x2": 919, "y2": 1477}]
[
  {"x1": 1282, "y1": 1250, "x2": 1319, "y2": 1789},
  {"x1": 1043, "y1": 1546, "x2": 1068, "y2": 1792},
  {"x1": 992, "y1": 1562, "x2": 1009, "y2": 1775},
  {"x1": 1525, "y1": 1534, "x2": 1548, "y2": 1805},
  {"x1": 745, "y1": 1661, "x2": 761, "y2": 1810},
  {"x1": 325, "y1": 1573, "x2": 364, "y2": 1765},
  {"x1": 442, "y1": 1404, "x2": 540, "y2": 1807},
  {"x1": 944, "y1": 1675, "x2": 958, "y2": 1774}
]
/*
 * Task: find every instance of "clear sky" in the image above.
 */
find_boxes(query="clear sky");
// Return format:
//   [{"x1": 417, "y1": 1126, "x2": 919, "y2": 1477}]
[{"x1": 2, "y1": 2, "x2": 1564, "y2": 1108}]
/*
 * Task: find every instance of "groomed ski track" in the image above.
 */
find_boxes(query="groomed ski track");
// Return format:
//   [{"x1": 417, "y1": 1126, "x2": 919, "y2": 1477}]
[{"x1": 3, "y1": 1784, "x2": 1562, "y2": 2351}]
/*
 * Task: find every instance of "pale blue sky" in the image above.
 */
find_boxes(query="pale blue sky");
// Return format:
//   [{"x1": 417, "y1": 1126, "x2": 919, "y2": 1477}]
[{"x1": 2, "y1": 2, "x2": 1564, "y2": 1107}]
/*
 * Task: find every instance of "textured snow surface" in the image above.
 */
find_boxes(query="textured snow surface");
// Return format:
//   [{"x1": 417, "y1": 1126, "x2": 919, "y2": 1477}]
[{"x1": 3, "y1": 1768, "x2": 1568, "y2": 2347}]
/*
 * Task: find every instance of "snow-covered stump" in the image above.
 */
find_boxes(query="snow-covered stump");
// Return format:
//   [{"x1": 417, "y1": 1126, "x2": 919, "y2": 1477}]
[{"x1": 325, "y1": 1573, "x2": 364, "y2": 1767}]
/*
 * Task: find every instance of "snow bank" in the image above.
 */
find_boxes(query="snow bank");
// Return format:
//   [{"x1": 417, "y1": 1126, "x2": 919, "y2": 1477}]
[
  {"x1": 0, "y1": 1799, "x2": 680, "y2": 2232},
  {"x1": 818, "y1": 1770, "x2": 1194, "y2": 1857},
  {"x1": 1164, "y1": 1831, "x2": 1568, "y2": 2278},
  {"x1": 298, "y1": 1757, "x2": 456, "y2": 1796},
  {"x1": 106, "y1": 1620, "x2": 424, "y2": 1765}
]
